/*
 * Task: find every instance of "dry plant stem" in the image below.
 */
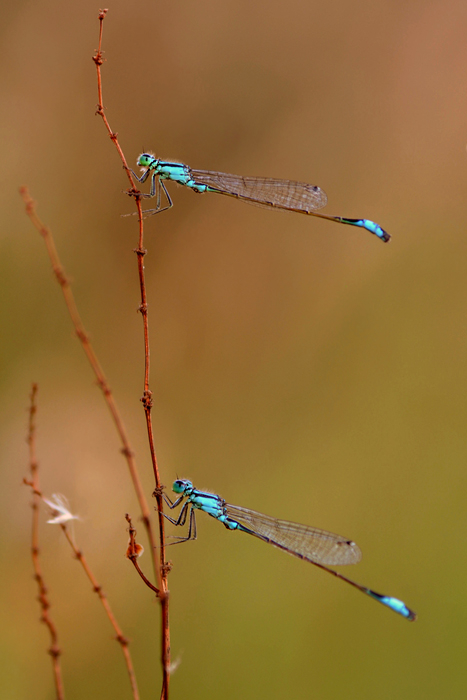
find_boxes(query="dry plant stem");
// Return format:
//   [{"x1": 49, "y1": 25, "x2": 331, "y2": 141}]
[
  {"x1": 18, "y1": 157, "x2": 170, "y2": 697},
  {"x1": 58, "y1": 525, "x2": 141, "y2": 700},
  {"x1": 18, "y1": 187, "x2": 170, "y2": 686},
  {"x1": 126, "y1": 514, "x2": 161, "y2": 594},
  {"x1": 92, "y1": 10, "x2": 138, "y2": 196},
  {"x1": 26, "y1": 384, "x2": 65, "y2": 700},
  {"x1": 24, "y1": 478, "x2": 141, "y2": 700},
  {"x1": 19, "y1": 186, "x2": 160, "y2": 588},
  {"x1": 93, "y1": 11, "x2": 171, "y2": 698},
  {"x1": 20, "y1": 8, "x2": 170, "y2": 694}
]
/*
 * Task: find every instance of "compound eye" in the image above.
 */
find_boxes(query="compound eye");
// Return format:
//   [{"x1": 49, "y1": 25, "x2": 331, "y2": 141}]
[{"x1": 173, "y1": 479, "x2": 187, "y2": 494}]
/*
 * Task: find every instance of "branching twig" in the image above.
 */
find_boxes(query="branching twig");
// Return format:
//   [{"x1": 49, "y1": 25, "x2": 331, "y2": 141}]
[
  {"x1": 41, "y1": 494, "x2": 141, "y2": 700},
  {"x1": 25, "y1": 384, "x2": 65, "y2": 700},
  {"x1": 18, "y1": 187, "x2": 160, "y2": 588},
  {"x1": 19, "y1": 178, "x2": 170, "y2": 693},
  {"x1": 126, "y1": 514, "x2": 161, "y2": 594},
  {"x1": 20, "y1": 9, "x2": 171, "y2": 696},
  {"x1": 92, "y1": 11, "x2": 171, "y2": 698}
]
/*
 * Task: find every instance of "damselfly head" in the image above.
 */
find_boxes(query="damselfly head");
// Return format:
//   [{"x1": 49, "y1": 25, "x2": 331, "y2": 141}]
[
  {"x1": 173, "y1": 479, "x2": 193, "y2": 494},
  {"x1": 137, "y1": 152, "x2": 156, "y2": 169}
]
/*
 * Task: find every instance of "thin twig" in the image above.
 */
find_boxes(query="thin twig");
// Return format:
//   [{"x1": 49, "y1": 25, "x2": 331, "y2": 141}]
[
  {"x1": 64, "y1": 529, "x2": 141, "y2": 700},
  {"x1": 19, "y1": 181, "x2": 170, "y2": 697},
  {"x1": 25, "y1": 384, "x2": 65, "y2": 700},
  {"x1": 23, "y1": 488, "x2": 143, "y2": 699},
  {"x1": 18, "y1": 178, "x2": 168, "y2": 681},
  {"x1": 50, "y1": 495, "x2": 142, "y2": 700},
  {"x1": 126, "y1": 514, "x2": 162, "y2": 594},
  {"x1": 19, "y1": 8, "x2": 171, "y2": 694},
  {"x1": 92, "y1": 10, "x2": 171, "y2": 698},
  {"x1": 18, "y1": 187, "x2": 160, "y2": 587}
]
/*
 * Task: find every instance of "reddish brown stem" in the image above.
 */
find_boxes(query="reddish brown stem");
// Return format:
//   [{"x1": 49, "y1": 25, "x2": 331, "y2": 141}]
[
  {"x1": 59, "y1": 524, "x2": 141, "y2": 700},
  {"x1": 19, "y1": 186, "x2": 160, "y2": 592},
  {"x1": 19, "y1": 182, "x2": 170, "y2": 690},
  {"x1": 126, "y1": 514, "x2": 161, "y2": 594},
  {"x1": 26, "y1": 483, "x2": 142, "y2": 699},
  {"x1": 20, "y1": 9, "x2": 171, "y2": 694},
  {"x1": 93, "y1": 10, "x2": 171, "y2": 696},
  {"x1": 26, "y1": 385, "x2": 65, "y2": 700}
]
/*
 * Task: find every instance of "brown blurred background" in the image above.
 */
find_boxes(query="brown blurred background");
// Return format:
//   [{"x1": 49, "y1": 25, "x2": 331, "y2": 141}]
[{"x1": 2, "y1": 0, "x2": 467, "y2": 697}]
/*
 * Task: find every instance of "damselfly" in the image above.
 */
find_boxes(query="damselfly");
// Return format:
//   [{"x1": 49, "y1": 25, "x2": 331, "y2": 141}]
[
  {"x1": 133, "y1": 154, "x2": 390, "y2": 242},
  {"x1": 163, "y1": 479, "x2": 416, "y2": 620}
]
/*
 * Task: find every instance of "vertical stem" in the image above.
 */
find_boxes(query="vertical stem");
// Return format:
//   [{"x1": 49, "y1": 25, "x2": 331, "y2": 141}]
[
  {"x1": 26, "y1": 385, "x2": 65, "y2": 699},
  {"x1": 93, "y1": 11, "x2": 171, "y2": 696}
]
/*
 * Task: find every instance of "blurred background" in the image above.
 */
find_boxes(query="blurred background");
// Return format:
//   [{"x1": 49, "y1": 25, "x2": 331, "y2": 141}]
[{"x1": 2, "y1": 0, "x2": 467, "y2": 698}]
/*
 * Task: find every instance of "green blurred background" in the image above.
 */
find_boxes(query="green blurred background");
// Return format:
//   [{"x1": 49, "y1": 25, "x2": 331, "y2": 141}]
[{"x1": 2, "y1": 0, "x2": 467, "y2": 697}]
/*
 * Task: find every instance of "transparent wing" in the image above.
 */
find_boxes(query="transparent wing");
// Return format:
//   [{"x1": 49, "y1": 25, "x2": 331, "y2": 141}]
[
  {"x1": 190, "y1": 170, "x2": 328, "y2": 213},
  {"x1": 225, "y1": 503, "x2": 361, "y2": 566}
]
